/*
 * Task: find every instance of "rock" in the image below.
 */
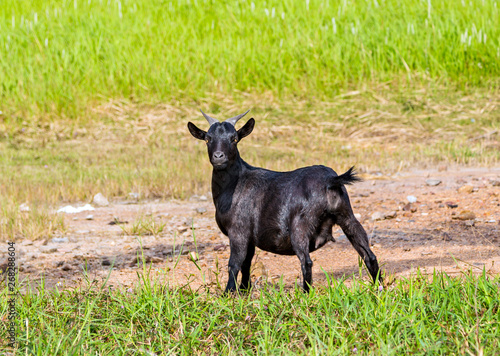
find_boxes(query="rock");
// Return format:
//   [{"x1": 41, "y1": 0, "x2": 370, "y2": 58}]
[
  {"x1": 464, "y1": 220, "x2": 475, "y2": 227},
  {"x1": 425, "y1": 179, "x2": 441, "y2": 186},
  {"x1": 213, "y1": 244, "x2": 226, "y2": 251},
  {"x1": 196, "y1": 207, "x2": 207, "y2": 214},
  {"x1": 407, "y1": 196, "x2": 417, "y2": 203},
  {"x1": 354, "y1": 213, "x2": 362, "y2": 220},
  {"x1": 102, "y1": 259, "x2": 111, "y2": 266},
  {"x1": 486, "y1": 219, "x2": 497, "y2": 223},
  {"x1": 442, "y1": 232, "x2": 452, "y2": 241},
  {"x1": 385, "y1": 211, "x2": 397, "y2": 219},
  {"x1": 93, "y1": 193, "x2": 109, "y2": 207},
  {"x1": 19, "y1": 203, "x2": 30, "y2": 212},
  {"x1": 371, "y1": 212, "x2": 385, "y2": 221},
  {"x1": 51, "y1": 237, "x2": 68, "y2": 243},
  {"x1": 188, "y1": 251, "x2": 199, "y2": 262},
  {"x1": 55, "y1": 261, "x2": 64, "y2": 267},
  {"x1": 490, "y1": 180, "x2": 500, "y2": 187},
  {"x1": 62, "y1": 264, "x2": 72, "y2": 271},
  {"x1": 458, "y1": 185, "x2": 474, "y2": 194},
  {"x1": 445, "y1": 201, "x2": 458, "y2": 209},
  {"x1": 85, "y1": 215, "x2": 94, "y2": 220},
  {"x1": 199, "y1": 195, "x2": 208, "y2": 201},
  {"x1": 177, "y1": 226, "x2": 189, "y2": 233},
  {"x1": 251, "y1": 261, "x2": 268, "y2": 281},
  {"x1": 403, "y1": 203, "x2": 417, "y2": 213},
  {"x1": 452, "y1": 210, "x2": 476, "y2": 221}
]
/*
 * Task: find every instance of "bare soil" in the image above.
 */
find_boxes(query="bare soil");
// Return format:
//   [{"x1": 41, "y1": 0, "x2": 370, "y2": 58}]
[{"x1": 9, "y1": 167, "x2": 500, "y2": 291}]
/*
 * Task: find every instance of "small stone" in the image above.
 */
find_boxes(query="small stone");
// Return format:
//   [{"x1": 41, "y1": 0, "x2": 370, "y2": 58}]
[
  {"x1": 62, "y1": 264, "x2": 72, "y2": 271},
  {"x1": 55, "y1": 261, "x2": 64, "y2": 267},
  {"x1": 177, "y1": 226, "x2": 189, "y2": 233},
  {"x1": 445, "y1": 201, "x2": 458, "y2": 209},
  {"x1": 442, "y1": 232, "x2": 452, "y2": 241},
  {"x1": 425, "y1": 179, "x2": 441, "y2": 186},
  {"x1": 371, "y1": 212, "x2": 385, "y2": 221},
  {"x1": 458, "y1": 185, "x2": 474, "y2": 194},
  {"x1": 486, "y1": 219, "x2": 497, "y2": 223},
  {"x1": 407, "y1": 195, "x2": 417, "y2": 203},
  {"x1": 51, "y1": 237, "x2": 68, "y2": 243},
  {"x1": 464, "y1": 220, "x2": 475, "y2": 227},
  {"x1": 76, "y1": 230, "x2": 90, "y2": 234},
  {"x1": 102, "y1": 259, "x2": 111, "y2": 266},
  {"x1": 42, "y1": 248, "x2": 58, "y2": 254},
  {"x1": 196, "y1": 207, "x2": 207, "y2": 214},
  {"x1": 85, "y1": 215, "x2": 94, "y2": 220},
  {"x1": 354, "y1": 213, "x2": 362, "y2": 220},
  {"x1": 93, "y1": 193, "x2": 109, "y2": 207},
  {"x1": 199, "y1": 195, "x2": 208, "y2": 201},
  {"x1": 188, "y1": 251, "x2": 199, "y2": 262},
  {"x1": 491, "y1": 180, "x2": 500, "y2": 187},
  {"x1": 384, "y1": 211, "x2": 397, "y2": 219},
  {"x1": 452, "y1": 210, "x2": 476, "y2": 221},
  {"x1": 421, "y1": 252, "x2": 433, "y2": 256}
]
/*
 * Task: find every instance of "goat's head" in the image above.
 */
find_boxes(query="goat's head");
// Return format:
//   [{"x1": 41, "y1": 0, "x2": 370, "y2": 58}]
[{"x1": 188, "y1": 110, "x2": 255, "y2": 170}]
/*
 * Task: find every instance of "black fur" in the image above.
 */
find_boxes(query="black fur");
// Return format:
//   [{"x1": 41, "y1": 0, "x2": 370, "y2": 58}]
[{"x1": 188, "y1": 115, "x2": 381, "y2": 293}]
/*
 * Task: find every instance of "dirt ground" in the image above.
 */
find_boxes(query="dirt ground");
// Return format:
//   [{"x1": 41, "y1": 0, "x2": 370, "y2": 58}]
[{"x1": 8, "y1": 167, "x2": 500, "y2": 291}]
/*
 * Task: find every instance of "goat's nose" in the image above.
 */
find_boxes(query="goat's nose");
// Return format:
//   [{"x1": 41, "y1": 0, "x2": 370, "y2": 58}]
[{"x1": 213, "y1": 151, "x2": 225, "y2": 159}]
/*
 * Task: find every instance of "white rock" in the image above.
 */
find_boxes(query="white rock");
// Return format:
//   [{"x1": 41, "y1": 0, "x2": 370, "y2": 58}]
[
  {"x1": 93, "y1": 193, "x2": 109, "y2": 207},
  {"x1": 407, "y1": 195, "x2": 417, "y2": 203},
  {"x1": 85, "y1": 215, "x2": 94, "y2": 220},
  {"x1": 19, "y1": 203, "x2": 30, "y2": 212},
  {"x1": 354, "y1": 213, "x2": 362, "y2": 220},
  {"x1": 57, "y1": 204, "x2": 95, "y2": 214}
]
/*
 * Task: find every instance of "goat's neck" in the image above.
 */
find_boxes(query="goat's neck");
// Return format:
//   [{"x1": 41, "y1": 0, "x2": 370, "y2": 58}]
[{"x1": 211, "y1": 156, "x2": 247, "y2": 213}]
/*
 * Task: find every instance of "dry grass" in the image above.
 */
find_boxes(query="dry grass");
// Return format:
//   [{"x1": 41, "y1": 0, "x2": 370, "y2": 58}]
[{"x1": 0, "y1": 87, "x2": 498, "y2": 241}]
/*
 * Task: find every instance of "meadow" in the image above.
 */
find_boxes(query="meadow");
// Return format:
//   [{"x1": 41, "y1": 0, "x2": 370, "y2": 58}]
[{"x1": 0, "y1": 0, "x2": 500, "y2": 354}]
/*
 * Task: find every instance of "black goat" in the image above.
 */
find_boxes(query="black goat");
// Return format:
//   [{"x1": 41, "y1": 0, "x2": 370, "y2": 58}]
[{"x1": 188, "y1": 110, "x2": 381, "y2": 293}]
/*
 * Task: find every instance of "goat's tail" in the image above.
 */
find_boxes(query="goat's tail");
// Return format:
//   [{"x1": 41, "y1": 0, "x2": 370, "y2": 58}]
[{"x1": 328, "y1": 166, "x2": 362, "y2": 189}]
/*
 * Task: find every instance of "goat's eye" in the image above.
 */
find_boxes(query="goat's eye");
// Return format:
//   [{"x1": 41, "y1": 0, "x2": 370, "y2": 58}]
[
  {"x1": 205, "y1": 137, "x2": 210, "y2": 143},
  {"x1": 233, "y1": 137, "x2": 238, "y2": 143}
]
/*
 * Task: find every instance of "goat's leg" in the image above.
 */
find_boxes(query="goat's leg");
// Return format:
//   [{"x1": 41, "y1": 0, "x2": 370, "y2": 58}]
[
  {"x1": 338, "y1": 214, "x2": 382, "y2": 283},
  {"x1": 224, "y1": 237, "x2": 249, "y2": 294},
  {"x1": 291, "y1": 221, "x2": 314, "y2": 292},
  {"x1": 239, "y1": 244, "x2": 255, "y2": 291}
]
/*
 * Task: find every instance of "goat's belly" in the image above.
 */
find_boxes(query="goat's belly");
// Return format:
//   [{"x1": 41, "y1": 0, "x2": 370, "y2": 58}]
[{"x1": 255, "y1": 234, "x2": 296, "y2": 255}]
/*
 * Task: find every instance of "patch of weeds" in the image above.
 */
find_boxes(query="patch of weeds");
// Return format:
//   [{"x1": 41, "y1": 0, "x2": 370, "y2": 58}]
[{"x1": 119, "y1": 215, "x2": 165, "y2": 237}]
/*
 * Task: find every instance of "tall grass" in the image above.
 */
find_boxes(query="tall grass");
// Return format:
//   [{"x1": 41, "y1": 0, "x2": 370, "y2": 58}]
[{"x1": 1, "y1": 0, "x2": 499, "y2": 117}]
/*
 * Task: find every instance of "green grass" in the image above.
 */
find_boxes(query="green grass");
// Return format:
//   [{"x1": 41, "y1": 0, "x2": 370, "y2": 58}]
[
  {"x1": 1, "y1": 269, "x2": 499, "y2": 354},
  {"x1": 1, "y1": 0, "x2": 499, "y2": 118}
]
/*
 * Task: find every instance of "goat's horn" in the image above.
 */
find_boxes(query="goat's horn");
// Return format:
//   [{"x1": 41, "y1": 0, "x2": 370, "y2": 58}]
[
  {"x1": 200, "y1": 110, "x2": 219, "y2": 126},
  {"x1": 225, "y1": 109, "x2": 250, "y2": 126}
]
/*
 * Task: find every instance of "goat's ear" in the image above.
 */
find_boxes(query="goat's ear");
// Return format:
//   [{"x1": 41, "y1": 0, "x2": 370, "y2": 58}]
[
  {"x1": 187, "y1": 122, "x2": 206, "y2": 140},
  {"x1": 237, "y1": 118, "x2": 255, "y2": 140}
]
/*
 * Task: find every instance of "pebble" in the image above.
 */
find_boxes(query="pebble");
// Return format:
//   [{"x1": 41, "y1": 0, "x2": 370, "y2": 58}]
[
  {"x1": 62, "y1": 264, "x2": 72, "y2": 271},
  {"x1": 42, "y1": 248, "x2": 58, "y2": 253},
  {"x1": 486, "y1": 219, "x2": 497, "y2": 223},
  {"x1": 458, "y1": 185, "x2": 474, "y2": 194},
  {"x1": 385, "y1": 211, "x2": 397, "y2": 219},
  {"x1": 85, "y1": 215, "x2": 94, "y2": 220},
  {"x1": 196, "y1": 207, "x2": 207, "y2": 214},
  {"x1": 93, "y1": 193, "x2": 109, "y2": 207},
  {"x1": 452, "y1": 210, "x2": 476, "y2": 221},
  {"x1": 102, "y1": 259, "x2": 111, "y2": 266},
  {"x1": 403, "y1": 203, "x2": 417, "y2": 212},
  {"x1": 407, "y1": 196, "x2": 417, "y2": 203},
  {"x1": 354, "y1": 213, "x2": 362, "y2": 220},
  {"x1": 199, "y1": 195, "x2": 208, "y2": 201},
  {"x1": 445, "y1": 201, "x2": 458, "y2": 209},
  {"x1": 464, "y1": 220, "x2": 475, "y2": 227},
  {"x1": 188, "y1": 251, "x2": 199, "y2": 262},
  {"x1": 425, "y1": 179, "x2": 441, "y2": 186},
  {"x1": 371, "y1": 212, "x2": 385, "y2": 221},
  {"x1": 52, "y1": 237, "x2": 68, "y2": 243},
  {"x1": 491, "y1": 180, "x2": 500, "y2": 187}
]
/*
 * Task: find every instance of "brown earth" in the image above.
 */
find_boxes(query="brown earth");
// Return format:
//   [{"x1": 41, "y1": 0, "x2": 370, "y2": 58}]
[{"x1": 6, "y1": 167, "x2": 500, "y2": 291}]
